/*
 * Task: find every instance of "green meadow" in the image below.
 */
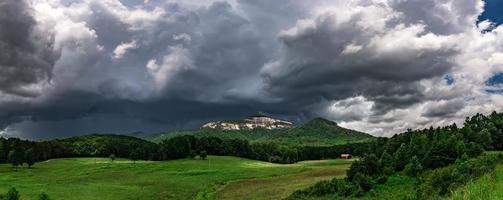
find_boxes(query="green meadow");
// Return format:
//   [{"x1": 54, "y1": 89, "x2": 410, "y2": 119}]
[{"x1": 0, "y1": 156, "x2": 352, "y2": 200}]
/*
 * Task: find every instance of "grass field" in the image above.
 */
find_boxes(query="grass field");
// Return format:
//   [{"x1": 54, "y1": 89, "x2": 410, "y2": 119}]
[
  {"x1": 216, "y1": 159, "x2": 352, "y2": 200},
  {"x1": 0, "y1": 156, "x2": 352, "y2": 200}
]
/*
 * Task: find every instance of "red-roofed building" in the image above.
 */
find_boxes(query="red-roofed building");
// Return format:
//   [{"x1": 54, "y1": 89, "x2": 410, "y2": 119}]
[{"x1": 340, "y1": 154, "x2": 352, "y2": 159}]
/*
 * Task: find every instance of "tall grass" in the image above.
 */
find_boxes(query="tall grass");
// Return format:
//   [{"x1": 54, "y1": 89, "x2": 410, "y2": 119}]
[{"x1": 450, "y1": 165, "x2": 503, "y2": 200}]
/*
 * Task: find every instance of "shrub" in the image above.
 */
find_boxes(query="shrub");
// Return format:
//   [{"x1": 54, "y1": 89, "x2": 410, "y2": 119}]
[
  {"x1": 5, "y1": 187, "x2": 20, "y2": 200},
  {"x1": 39, "y1": 192, "x2": 50, "y2": 200}
]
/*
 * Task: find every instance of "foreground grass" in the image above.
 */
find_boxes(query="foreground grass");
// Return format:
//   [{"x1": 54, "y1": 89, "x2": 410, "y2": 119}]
[
  {"x1": 450, "y1": 164, "x2": 503, "y2": 200},
  {"x1": 0, "y1": 156, "x2": 351, "y2": 200}
]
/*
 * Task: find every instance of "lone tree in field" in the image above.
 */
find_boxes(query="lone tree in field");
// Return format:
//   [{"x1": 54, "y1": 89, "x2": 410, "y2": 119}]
[
  {"x1": 8, "y1": 150, "x2": 22, "y2": 171},
  {"x1": 129, "y1": 149, "x2": 141, "y2": 164},
  {"x1": 25, "y1": 148, "x2": 36, "y2": 168},
  {"x1": 109, "y1": 154, "x2": 116, "y2": 162},
  {"x1": 199, "y1": 150, "x2": 207, "y2": 160},
  {"x1": 39, "y1": 192, "x2": 50, "y2": 200},
  {"x1": 5, "y1": 187, "x2": 20, "y2": 200},
  {"x1": 189, "y1": 150, "x2": 197, "y2": 159}
]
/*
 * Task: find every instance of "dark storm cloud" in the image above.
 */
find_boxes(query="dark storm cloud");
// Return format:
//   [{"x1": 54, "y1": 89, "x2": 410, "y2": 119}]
[
  {"x1": 0, "y1": 0, "x2": 59, "y2": 97},
  {"x1": 1, "y1": 0, "x2": 287, "y2": 139},
  {"x1": 0, "y1": 0, "x2": 501, "y2": 138},
  {"x1": 1, "y1": 90, "x2": 305, "y2": 139},
  {"x1": 261, "y1": 8, "x2": 459, "y2": 115}
]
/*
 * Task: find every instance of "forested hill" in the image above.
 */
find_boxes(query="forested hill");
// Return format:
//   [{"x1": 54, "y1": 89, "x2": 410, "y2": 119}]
[
  {"x1": 149, "y1": 117, "x2": 374, "y2": 146},
  {"x1": 57, "y1": 134, "x2": 158, "y2": 158},
  {"x1": 288, "y1": 111, "x2": 503, "y2": 199},
  {"x1": 273, "y1": 118, "x2": 374, "y2": 145}
]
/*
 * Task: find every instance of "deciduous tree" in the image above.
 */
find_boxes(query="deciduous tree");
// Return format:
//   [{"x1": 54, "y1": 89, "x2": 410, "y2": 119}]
[
  {"x1": 8, "y1": 150, "x2": 22, "y2": 171},
  {"x1": 25, "y1": 148, "x2": 35, "y2": 168}
]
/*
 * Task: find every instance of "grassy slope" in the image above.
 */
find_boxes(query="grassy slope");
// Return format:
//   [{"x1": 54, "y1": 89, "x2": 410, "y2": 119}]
[
  {"x1": 0, "y1": 156, "x2": 351, "y2": 200},
  {"x1": 450, "y1": 165, "x2": 503, "y2": 200},
  {"x1": 303, "y1": 174, "x2": 416, "y2": 200},
  {"x1": 216, "y1": 159, "x2": 353, "y2": 200},
  {"x1": 151, "y1": 118, "x2": 374, "y2": 146}
]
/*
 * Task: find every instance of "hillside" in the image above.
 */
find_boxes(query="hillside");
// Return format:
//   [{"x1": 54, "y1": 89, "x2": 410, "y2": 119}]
[
  {"x1": 150, "y1": 117, "x2": 374, "y2": 146},
  {"x1": 54, "y1": 134, "x2": 157, "y2": 159},
  {"x1": 269, "y1": 118, "x2": 374, "y2": 146}
]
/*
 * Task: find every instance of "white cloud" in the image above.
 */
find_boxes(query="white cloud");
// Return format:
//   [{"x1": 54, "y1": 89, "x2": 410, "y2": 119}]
[
  {"x1": 113, "y1": 40, "x2": 137, "y2": 59},
  {"x1": 146, "y1": 46, "x2": 194, "y2": 92}
]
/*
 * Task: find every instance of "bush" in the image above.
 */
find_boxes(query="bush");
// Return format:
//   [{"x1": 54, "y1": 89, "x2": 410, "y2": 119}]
[
  {"x1": 5, "y1": 187, "x2": 20, "y2": 200},
  {"x1": 39, "y1": 192, "x2": 50, "y2": 200},
  {"x1": 199, "y1": 150, "x2": 207, "y2": 160},
  {"x1": 109, "y1": 154, "x2": 116, "y2": 162},
  {"x1": 416, "y1": 154, "x2": 503, "y2": 198}
]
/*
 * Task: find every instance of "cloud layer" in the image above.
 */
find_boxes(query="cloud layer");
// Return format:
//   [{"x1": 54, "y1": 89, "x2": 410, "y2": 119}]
[{"x1": 0, "y1": 0, "x2": 502, "y2": 139}]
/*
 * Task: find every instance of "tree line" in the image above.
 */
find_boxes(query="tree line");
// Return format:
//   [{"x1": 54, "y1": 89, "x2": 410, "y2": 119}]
[
  {"x1": 0, "y1": 133, "x2": 372, "y2": 169},
  {"x1": 288, "y1": 111, "x2": 503, "y2": 199}
]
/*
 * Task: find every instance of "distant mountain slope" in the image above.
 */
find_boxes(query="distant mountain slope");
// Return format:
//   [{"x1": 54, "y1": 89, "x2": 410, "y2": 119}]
[
  {"x1": 59, "y1": 134, "x2": 155, "y2": 145},
  {"x1": 269, "y1": 118, "x2": 374, "y2": 146},
  {"x1": 150, "y1": 118, "x2": 374, "y2": 146}
]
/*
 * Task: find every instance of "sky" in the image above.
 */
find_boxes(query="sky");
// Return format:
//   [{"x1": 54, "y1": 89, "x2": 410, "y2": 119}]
[{"x1": 0, "y1": 0, "x2": 502, "y2": 139}]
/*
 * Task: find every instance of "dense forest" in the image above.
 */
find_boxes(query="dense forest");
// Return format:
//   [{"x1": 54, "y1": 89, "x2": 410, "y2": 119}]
[
  {"x1": 0, "y1": 132, "x2": 371, "y2": 166},
  {"x1": 288, "y1": 111, "x2": 503, "y2": 199}
]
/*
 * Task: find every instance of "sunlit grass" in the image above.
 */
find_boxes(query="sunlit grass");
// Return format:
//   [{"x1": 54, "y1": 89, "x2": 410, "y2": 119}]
[{"x1": 0, "y1": 156, "x2": 350, "y2": 200}]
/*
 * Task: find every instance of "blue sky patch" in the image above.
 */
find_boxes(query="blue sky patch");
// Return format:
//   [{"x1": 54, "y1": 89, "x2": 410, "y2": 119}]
[
  {"x1": 486, "y1": 89, "x2": 503, "y2": 94},
  {"x1": 486, "y1": 72, "x2": 503, "y2": 86},
  {"x1": 480, "y1": 0, "x2": 503, "y2": 26},
  {"x1": 444, "y1": 74, "x2": 455, "y2": 85}
]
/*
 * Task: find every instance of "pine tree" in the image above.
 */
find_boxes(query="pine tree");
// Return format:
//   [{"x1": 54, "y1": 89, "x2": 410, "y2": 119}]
[{"x1": 393, "y1": 144, "x2": 410, "y2": 171}]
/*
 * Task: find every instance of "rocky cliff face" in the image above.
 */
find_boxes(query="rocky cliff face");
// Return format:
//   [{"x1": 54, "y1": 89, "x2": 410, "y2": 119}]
[{"x1": 202, "y1": 116, "x2": 293, "y2": 130}]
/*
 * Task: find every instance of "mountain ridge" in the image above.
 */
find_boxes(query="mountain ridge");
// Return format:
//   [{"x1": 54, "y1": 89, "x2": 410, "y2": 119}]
[{"x1": 149, "y1": 117, "x2": 375, "y2": 146}]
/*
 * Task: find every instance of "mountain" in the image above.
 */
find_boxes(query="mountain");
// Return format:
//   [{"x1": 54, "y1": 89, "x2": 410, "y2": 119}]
[
  {"x1": 201, "y1": 115, "x2": 294, "y2": 130},
  {"x1": 150, "y1": 117, "x2": 374, "y2": 146},
  {"x1": 270, "y1": 118, "x2": 374, "y2": 146}
]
